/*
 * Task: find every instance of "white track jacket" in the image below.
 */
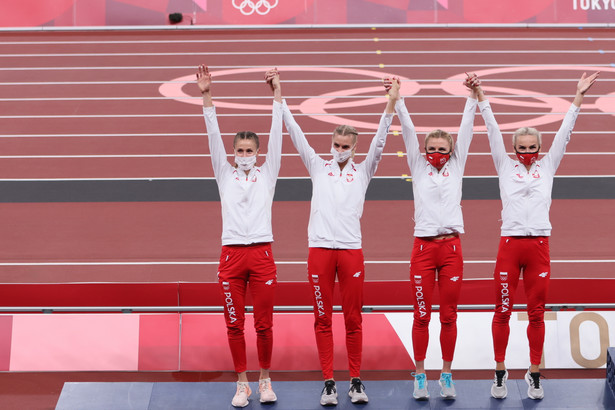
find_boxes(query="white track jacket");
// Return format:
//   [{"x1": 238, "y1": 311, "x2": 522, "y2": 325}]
[
  {"x1": 479, "y1": 100, "x2": 580, "y2": 237},
  {"x1": 397, "y1": 97, "x2": 477, "y2": 237},
  {"x1": 283, "y1": 105, "x2": 393, "y2": 249},
  {"x1": 203, "y1": 100, "x2": 283, "y2": 245}
]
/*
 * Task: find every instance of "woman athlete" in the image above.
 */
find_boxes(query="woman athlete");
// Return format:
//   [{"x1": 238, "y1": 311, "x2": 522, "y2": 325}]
[
  {"x1": 197, "y1": 65, "x2": 283, "y2": 408},
  {"x1": 474, "y1": 71, "x2": 599, "y2": 400},
  {"x1": 388, "y1": 73, "x2": 478, "y2": 400},
  {"x1": 282, "y1": 79, "x2": 400, "y2": 406}
]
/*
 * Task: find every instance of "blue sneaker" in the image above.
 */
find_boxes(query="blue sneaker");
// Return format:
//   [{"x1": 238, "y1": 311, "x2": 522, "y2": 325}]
[
  {"x1": 439, "y1": 372, "x2": 456, "y2": 399},
  {"x1": 412, "y1": 372, "x2": 429, "y2": 400}
]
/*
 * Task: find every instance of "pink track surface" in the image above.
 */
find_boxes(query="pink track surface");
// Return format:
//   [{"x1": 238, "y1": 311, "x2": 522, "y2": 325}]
[{"x1": 0, "y1": 27, "x2": 613, "y2": 293}]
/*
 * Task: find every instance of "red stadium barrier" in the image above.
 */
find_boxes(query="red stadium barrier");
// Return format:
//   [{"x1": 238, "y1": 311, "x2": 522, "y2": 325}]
[{"x1": 0, "y1": 278, "x2": 612, "y2": 310}]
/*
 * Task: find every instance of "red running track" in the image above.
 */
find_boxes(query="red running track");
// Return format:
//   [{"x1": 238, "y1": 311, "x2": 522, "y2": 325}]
[{"x1": 0, "y1": 27, "x2": 613, "y2": 303}]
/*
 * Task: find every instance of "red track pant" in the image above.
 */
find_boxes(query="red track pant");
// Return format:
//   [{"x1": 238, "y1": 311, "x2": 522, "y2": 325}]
[
  {"x1": 410, "y1": 236, "x2": 463, "y2": 362},
  {"x1": 492, "y1": 236, "x2": 550, "y2": 365},
  {"x1": 217, "y1": 243, "x2": 277, "y2": 373},
  {"x1": 308, "y1": 247, "x2": 365, "y2": 380}
]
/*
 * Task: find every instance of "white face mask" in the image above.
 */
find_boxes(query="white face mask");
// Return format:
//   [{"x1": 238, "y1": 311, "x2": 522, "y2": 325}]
[
  {"x1": 331, "y1": 146, "x2": 353, "y2": 163},
  {"x1": 235, "y1": 155, "x2": 256, "y2": 171}
]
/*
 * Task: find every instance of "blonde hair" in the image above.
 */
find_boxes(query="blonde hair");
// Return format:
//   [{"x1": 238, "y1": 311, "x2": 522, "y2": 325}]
[
  {"x1": 512, "y1": 127, "x2": 541, "y2": 147},
  {"x1": 425, "y1": 129, "x2": 454, "y2": 152},
  {"x1": 333, "y1": 125, "x2": 358, "y2": 145}
]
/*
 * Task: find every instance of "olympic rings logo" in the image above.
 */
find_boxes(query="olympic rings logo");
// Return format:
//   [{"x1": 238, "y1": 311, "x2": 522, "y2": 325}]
[
  {"x1": 232, "y1": 0, "x2": 279, "y2": 16},
  {"x1": 159, "y1": 66, "x2": 611, "y2": 132}
]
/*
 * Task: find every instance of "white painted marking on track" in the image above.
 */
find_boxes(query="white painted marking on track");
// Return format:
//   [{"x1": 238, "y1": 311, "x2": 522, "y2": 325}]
[
  {"x1": 0, "y1": 131, "x2": 612, "y2": 137},
  {"x1": 1, "y1": 37, "x2": 615, "y2": 45},
  {"x1": 3, "y1": 79, "x2": 615, "y2": 86},
  {"x1": 1, "y1": 63, "x2": 615, "y2": 71},
  {"x1": 2, "y1": 94, "x2": 614, "y2": 102},
  {"x1": 0, "y1": 50, "x2": 612, "y2": 58},
  {"x1": 1, "y1": 112, "x2": 612, "y2": 119}
]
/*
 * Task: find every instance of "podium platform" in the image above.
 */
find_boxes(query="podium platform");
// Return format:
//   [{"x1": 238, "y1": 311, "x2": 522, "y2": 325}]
[{"x1": 56, "y1": 378, "x2": 615, "y2": 410}]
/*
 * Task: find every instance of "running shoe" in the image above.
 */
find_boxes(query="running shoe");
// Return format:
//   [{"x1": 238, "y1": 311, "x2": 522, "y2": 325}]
[
  {"x1": 412, "y1": 372, "x2": 429, "y2": 400},
  {"x1": 231, "y1": 381, "x2": 251, "y2": 408},
  {"x1": 490, "y1": 369, "x2": 508, "y2": 399},
  {"x1": 348, "y1": 378, "x2": 369, "y2": 403},
  {"x1": 439, "y1": 372, "x2": 456, "y2": 399},
  {"x1": 525, "y1": 368, "x2": 544, "y2": 400},
  {"x1": 320, "y1": 379, "x2": 338, "y2": 406},
  {"x1": 258, "y1": 378, "x2": 277, "y2": 403}
]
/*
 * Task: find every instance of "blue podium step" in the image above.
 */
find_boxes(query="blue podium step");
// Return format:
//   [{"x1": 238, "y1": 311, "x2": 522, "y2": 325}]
[{"x1": 56, "y1": 378, "x2": 615, "y2": 410}]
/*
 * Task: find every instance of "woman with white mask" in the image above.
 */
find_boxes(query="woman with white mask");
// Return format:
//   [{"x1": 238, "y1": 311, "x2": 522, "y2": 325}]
[
  {"x1": 197, "y1": 65, "x2": 283, "y2": 408},
  {"x1": 282, "y1": 78, "x2": 400, "y2": 406}
]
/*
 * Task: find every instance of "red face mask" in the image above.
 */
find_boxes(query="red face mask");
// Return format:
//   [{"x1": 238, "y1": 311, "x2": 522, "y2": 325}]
[
  {"x1": 426, "y1": 152, "x2": 450, "y2": 169},
  {"x1": 516, "y1": 151, "x2": 539, "y2": 166}
]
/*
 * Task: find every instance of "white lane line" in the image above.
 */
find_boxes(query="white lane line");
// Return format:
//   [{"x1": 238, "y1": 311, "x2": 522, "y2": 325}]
[
  {"x1": 1, "y1": 50, "x2": 613, "y2": 58},
  {"x1": 3, "y1": 79, "x2": 615, "y2": 86},
  {"x1": 0, "y1": 259, "x2": 612, "y2": 266},
  {"x1": 0, "y1": 112, "x2": 612, "y2": 119},
  {"x1": 0, "y1": 63, "x2": 613, "y2": 71},
  {"x1": 0, "y1": 175, "x2": 613, "y2": 181},
  {"x1": 2, "y1": 94, "x2": 615, "y2": 102},
  {"x1": 0, "y1": 131, "x2": 612, "y2": 137},
  {"x1": 0, "y1": 152, "x2": 613, "y2": 159},
  {"x1": 0, "y1": 37, "x2": 613, "y2": 45}
]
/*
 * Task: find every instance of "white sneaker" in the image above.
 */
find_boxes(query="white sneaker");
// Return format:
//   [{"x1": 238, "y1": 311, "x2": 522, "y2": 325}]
[
  {"x1": 412, "y1": 372, "x2": 429, "y2": 400},
  {"x1": 348, "y1": 378, "x2": 369, "y2": 403},
  {"x1": 439, "y1": 372, "x2": 456, "y2": 399},
  {"x1": 259, "y1": 378, "x2": 277, "y2": 403},
  {"x1": 320, "y1": 380, "x2": 338, "y2": 406},
  {"x1": 525, "y1": 369, "x2": 544, "y2": 400},
  {"x1": 491, "y1": 369, "x2": 508, "y2": 399},
  {"x1": 231, "y1": 381, "x2": 251, "y2": 408}
]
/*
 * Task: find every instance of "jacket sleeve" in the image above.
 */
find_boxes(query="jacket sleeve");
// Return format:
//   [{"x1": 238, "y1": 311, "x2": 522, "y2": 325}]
[
  {"x1": 452, "y1": 97, "x2": 478, "y2": 168},
  {"x1": 478, "y1": 100, "x2": 508, "y2": 173},
  {"x1": 203, "y1": 105, "x2": 229, "y2": 181},
  {"x1": 282, "y1": 102, "x2": 318, "y2": 173},
  {"x1": 541, "y1": 103, "x2": 580, "y2": 172},
  {"x1": 362, "y1": 111, "x2": 394, "y2": 180},
  {"x1": 395, "y1": 97, "x2": 422, "y2": 173},
  {"x1": 261, "y1": 99, "x2": 284, "y2": 184}
]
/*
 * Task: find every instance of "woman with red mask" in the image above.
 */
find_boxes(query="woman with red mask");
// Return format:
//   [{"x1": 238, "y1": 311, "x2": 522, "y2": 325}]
[
  {"x1": 474, "y1": 71, "x2": 599, "y2": 401},
  {"x1": 388, "y1": 74, "x2": 478, "y2": 401},
  {"x1": 197, "y1": 65, "x2": 283, "y2": 408}
]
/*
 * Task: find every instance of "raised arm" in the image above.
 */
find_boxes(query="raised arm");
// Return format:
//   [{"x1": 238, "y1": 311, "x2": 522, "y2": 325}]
[
  {"x1": 262, "y1": 69, "x2": 284, "y2": 182},
  {"x1": 362, "y1": 78, "x2": 398, "y2": 179},
  {"x1": 282, "y1": 100, "x2": 318, "y2": 173},
  {"x1": 197, "y1": 64, "x2": 228, "y2": 177},
  {"x1": 453, "y1": 73, "x2": 479, "y2": 166},
  {"x1": 545, "y1": 71, "x2": 599, "y2": 171},
  {"x1": 387, "y1": 78, "x2": 421, "y2": 171},
  {"x1": 472, "y1": 74, "x2": 509, "y2": 172}
]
